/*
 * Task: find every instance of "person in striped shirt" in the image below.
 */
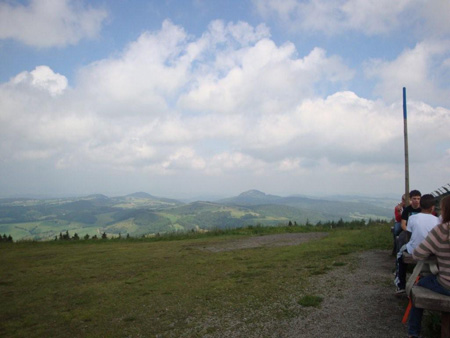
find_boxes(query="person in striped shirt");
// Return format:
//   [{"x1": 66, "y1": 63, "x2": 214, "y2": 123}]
[{"x1": 408, "y1": 195, "x2": 450, "y2": 338}]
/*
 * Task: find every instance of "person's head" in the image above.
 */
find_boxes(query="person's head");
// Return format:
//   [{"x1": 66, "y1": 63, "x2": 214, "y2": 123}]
[
  {"x1": 401, "y1": 194, "x2": 406, "y2": 206},
  {"x1": 420, "y1": 194, "x2": 435, "y2": 213},
  {"x1": 410, "y1": 190, "x2": 421, "y2": 209},
  {"x1": 441, "y1": 196, "x2": 450, "y2": 223}
]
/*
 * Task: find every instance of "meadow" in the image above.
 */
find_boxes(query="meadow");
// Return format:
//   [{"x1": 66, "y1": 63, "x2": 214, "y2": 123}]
[{"x1": 1, "y1": 223, "x2": 393, "y2": 337}]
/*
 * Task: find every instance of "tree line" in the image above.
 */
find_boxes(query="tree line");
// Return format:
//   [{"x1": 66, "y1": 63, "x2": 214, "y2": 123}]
[
  {"x1": 55, "y1": 230, "x2": 130, "y2": 241},
  {"x1": 1, "y1": 234, "x2": 13, "y2": 242}
]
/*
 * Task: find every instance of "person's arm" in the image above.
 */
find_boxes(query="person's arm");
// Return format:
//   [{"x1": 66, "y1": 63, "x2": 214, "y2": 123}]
[
  {"x1": 394, "y1": 204, "x2": 402, "y2": 222},
  {"x1": 401, "y1": 219, "x2": 407, "y2": 231}
]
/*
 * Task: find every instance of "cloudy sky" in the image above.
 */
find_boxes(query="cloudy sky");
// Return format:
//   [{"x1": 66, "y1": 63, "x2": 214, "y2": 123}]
[{"x1": 1, "y1": 0, "x2": 449, "y2": 199}]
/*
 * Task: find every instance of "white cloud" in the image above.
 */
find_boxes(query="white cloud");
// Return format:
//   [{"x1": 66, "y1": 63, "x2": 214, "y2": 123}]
[
  {"x1": 252, "y1": 0, "x2": 450, "y2": 37},
  {"x1": 0, "y1": 0, "x2": 108, "y2": 47},
  {"x1": 76, "y1": 20, "x2": 189, "y2": 116},
  {"x1": 364, "y1": 40, "x2": 450, "y2": 106},
  {"x1": 1, "y1": 19, "x2": 449, "y2": 197},
  {"x1": 178, "y1": 42, "x2": 354, "y2": 115},
  {"x1": 12, "y1": 65, "x2": 68, "y2": 96}
]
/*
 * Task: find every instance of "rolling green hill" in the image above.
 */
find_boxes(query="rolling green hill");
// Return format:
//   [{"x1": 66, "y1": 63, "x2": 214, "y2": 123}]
[{"x1": 0, "y1": 190, "x2": 393, "y2": 241}]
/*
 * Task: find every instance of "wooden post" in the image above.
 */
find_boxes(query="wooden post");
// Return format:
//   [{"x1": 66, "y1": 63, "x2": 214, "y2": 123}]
[
  {"x1": 403, "y1": 87, "x2": 410, "y2": 206},
  {"x1": 442, "y1": 312, "x2": 450, "y2": 338}
]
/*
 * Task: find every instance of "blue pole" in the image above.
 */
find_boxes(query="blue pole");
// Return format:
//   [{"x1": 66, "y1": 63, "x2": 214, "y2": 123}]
[
  {"x1": 403, "y1": 87, "x2": 407, "y2": 120},
  {"x1": 403, "y1": 87, "x2": 410, "y2": 205}
]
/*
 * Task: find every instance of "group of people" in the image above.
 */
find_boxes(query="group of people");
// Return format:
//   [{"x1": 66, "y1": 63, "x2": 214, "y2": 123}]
[{"x1": 392, "y1": 190, "x2": 450, "y2": 338}]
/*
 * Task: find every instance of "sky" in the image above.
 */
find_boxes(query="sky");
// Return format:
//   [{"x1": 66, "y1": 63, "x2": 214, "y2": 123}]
[{"x1": 0, "y1": 0, "x2": 450, "y2": 200}]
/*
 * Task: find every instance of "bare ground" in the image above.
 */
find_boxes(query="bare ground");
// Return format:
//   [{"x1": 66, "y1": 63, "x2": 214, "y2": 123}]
[{"x1": 201, "y1": 232, "x2": 409, "y2": 338}]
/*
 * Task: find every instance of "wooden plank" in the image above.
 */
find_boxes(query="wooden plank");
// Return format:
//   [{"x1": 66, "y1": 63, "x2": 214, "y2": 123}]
[
  {"x1": 402, "y1": 252, "x2": 437, "y2": 266},
  {"x1": 411, "y1": 286, "x2": 450, "y2": 312}
]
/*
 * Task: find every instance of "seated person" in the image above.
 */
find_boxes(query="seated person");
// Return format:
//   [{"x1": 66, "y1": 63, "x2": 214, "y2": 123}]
[
  {"x1": 396, "y1": 190, "x2": 422, "y2": 253},
  {"x1": 408, "y1": 195, "x2": 450, "y2": 338},
  {"x1": 392, "y1": 194, "x2": 406, "y2": 254},
  {"x1": 394, "y1": 194, "x2": 439, "y2": 293}
]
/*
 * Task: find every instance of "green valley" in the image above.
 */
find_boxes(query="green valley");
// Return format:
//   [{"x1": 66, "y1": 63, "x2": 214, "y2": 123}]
[{"x1": 0, "y1": 190, "x2": 393, "y2": 241}]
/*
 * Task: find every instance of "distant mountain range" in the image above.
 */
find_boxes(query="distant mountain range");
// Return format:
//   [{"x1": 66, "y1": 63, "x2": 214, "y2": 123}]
[{"x1": 0, "y1": 190, "x2": 394, "y2": 241}]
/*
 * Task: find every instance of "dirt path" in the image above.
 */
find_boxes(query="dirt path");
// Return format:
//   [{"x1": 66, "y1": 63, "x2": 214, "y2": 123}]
[
  {"x1": 202, "y1": 232, "x2": 329, "y2": 252},
  {"x1": 277, "y1": 249, "x2": 408, "y2": 337},
  {"x1": 204, "y1": 233, "x2": 409, "y2": 338}
]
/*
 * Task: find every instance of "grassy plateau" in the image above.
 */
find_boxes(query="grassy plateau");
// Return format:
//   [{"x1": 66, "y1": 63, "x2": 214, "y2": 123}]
[{"x1": 1, "y1": 223, "x2": 393, "y2": 337}]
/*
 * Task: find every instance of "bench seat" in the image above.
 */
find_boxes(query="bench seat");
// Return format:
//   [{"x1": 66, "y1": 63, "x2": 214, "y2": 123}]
[{"x1": 411, "y1": 286, "x2": 450, "y2": 337}]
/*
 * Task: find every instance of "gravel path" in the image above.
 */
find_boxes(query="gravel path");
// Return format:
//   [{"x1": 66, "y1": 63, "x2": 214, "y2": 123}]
[
  {"x1": 203, "y1": 233, "x2": 410, "y2": 338},
  {"x1": 277, "y1": 249, "x2": 408, "y2": 337}
]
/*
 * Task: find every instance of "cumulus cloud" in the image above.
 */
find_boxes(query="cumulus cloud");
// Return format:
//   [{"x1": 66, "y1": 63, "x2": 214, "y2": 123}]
[
  {"x1": 11, "y1": 65, "x2": 68, "y2": 96},
  {"x1": 364, "y1": 40, "x2": 450, "y2": 106},
  {"x1": 0, "y1": 0, "x2": 108, "y2": 47},
  {"x1": 1, "y1": 19, "x2": 449, "y2": 197},
  {"x1": 252, "y1": 0, "x2": 450, "y2": 37}
]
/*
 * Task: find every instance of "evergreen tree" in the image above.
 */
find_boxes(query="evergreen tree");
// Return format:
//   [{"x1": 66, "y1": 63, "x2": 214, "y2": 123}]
[
  {"x1": 101, "y1": 232, "x2": 107, "y2": 239},
  {"x1": 84, "y1": 234, "x2": 90, "y2": 240},
  {"x1": 72, "y1": 233, "x2": 79, "y2": 240}
]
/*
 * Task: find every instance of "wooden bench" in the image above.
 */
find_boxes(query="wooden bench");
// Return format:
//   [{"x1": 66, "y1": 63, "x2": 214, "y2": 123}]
[
  {"x1": 402, "y1": 251, "x2": 437, "y2": 266},
  {"x1": 411, "y1": 285, "x2": 450, "y2": 337}
]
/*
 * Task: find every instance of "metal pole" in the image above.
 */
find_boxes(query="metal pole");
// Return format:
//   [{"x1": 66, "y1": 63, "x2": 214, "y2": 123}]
[{"x1": 403, "y1": 87, "x2": 410, "y2": 206}]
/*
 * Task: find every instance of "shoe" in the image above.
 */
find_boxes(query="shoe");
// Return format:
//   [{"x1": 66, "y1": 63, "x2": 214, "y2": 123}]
[{"x1": 396, "y1": 287, "x2": 405, "y2": 294}]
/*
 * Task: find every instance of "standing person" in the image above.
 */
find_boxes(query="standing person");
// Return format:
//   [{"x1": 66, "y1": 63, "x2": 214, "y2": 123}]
[
  {"x1": 408, "y1": 195, "x2": 450, "y2": 338},
  {"x1": 396, "y1": 190, "x2": 422, "y2": 251},
  {"x1": 394, "y1": 194, "x2": 439, "y2": 293}
]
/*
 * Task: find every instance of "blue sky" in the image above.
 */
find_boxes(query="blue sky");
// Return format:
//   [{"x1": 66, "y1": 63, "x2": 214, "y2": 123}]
[{"x1": 0, "y1": 0, "x2": 449, "y2": 199}]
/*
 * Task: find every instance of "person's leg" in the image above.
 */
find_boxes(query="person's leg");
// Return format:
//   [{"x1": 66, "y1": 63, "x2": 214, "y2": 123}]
[
  {"x1": 418, "y1": 274, "x2": 450, "y2": 296},
  {"x1": 394, "y1": 222, "x2": 402, "y2": 236},
  {"x1": 397, "y1": 256, "x2": 407, "y2": 290},
  {"x1": 394, "y1": 245, "x2": 407, "y2": 290},
  {"x1": 408, "y1": 306, "x2": 423, "y2": 337},
  {"x1": 397, "y1": 231, "x2": 408, "y2": 251}
]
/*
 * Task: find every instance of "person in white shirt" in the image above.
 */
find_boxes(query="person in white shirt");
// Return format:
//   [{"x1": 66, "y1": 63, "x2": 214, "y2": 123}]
[{"x1": 394, "y1": 194, "x2": 439, "y2": 293}]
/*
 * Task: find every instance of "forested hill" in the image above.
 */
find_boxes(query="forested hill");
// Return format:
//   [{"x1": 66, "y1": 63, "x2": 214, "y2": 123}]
[{"x1": 0, "y1": 190, "x2": 393, "y2": 241}]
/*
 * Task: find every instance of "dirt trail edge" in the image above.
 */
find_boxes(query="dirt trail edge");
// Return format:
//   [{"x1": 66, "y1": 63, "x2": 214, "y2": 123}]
[
  {"x1": 202, "y1": 234, "x2": 408, "y2": 338},
  {"x1": 279, "y1": 249, "x2": 408, "y2": 338}
]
